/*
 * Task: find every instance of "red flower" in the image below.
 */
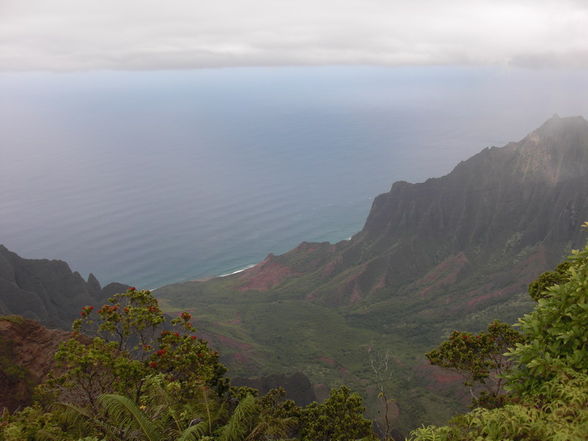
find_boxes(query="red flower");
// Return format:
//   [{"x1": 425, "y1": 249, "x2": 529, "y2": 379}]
[
  {"x1": 174, "y1": 332, "x2": 180, "y2": 337},
  {"x1": 190, "y1": 335, "x2": 197, "y2": 340},
  {"x1": 80, "y1": 305, "x2": 94, "y2": 316},
  {"x1": 149, "y1": 361, "x2": 158, "y2": 368},
  {"x1": 128, "y1": 287, "x2": 136, "y2": 292},
  {"x1": 156, "y1": 349, "x2": 167, "y2": 356},
  {"x1": 180, "y1": 312, "x2": 192, "y2": 321}
]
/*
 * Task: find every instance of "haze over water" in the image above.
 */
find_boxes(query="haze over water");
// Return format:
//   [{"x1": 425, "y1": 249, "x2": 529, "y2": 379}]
[{"x1": 2, "y1": 67, "x2": 588, "y2": 288}]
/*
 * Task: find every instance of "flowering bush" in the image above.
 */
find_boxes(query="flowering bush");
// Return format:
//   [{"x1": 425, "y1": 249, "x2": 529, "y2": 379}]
[{"x1": 49, "y1": 288, "x2": 227, "y2": 410}]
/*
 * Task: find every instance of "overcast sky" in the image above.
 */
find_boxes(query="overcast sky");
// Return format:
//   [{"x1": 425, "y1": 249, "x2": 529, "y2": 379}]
[{"x1": 1, "y1": 0, "x2": 587, "y2": 71}]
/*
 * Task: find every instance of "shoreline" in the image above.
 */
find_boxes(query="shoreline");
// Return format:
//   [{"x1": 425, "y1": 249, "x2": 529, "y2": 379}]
[{"x1": 218, "y1": 263, "x2": 257, "y2": 278}]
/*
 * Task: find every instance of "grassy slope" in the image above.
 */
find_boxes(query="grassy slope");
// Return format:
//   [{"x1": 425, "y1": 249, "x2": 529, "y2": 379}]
[{"x1": 155, "y1": 260, "x2": 535, "y2": 434}]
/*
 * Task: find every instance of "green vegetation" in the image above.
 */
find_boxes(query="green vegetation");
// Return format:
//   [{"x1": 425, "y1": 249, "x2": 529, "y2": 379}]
[
  {"x1": 300, "y1": 386, "x2": 374, "y2": 441},
  {"x1": 0, "y1": 288, "x2": 376, "y2": 441},
  {"x1": 426, "y1": 320, "x2": 524, "y2": 408},
  {"x1": 0, "y1": 316, "x2": 25, "y2": 325},
  {"x1": 527, "y1": 261, "x2": 571, "y2": 301},
  {"x1": 408, "y1": 240, "x2": 588, "y2": 441}
]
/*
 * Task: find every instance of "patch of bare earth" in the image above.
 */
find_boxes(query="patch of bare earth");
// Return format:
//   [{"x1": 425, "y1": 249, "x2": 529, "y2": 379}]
[{"x1": 237, "y1": 255, "x2": 297, "y2": 291}]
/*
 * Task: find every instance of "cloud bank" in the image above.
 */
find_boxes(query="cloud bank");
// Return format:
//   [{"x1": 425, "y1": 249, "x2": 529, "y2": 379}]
[{"x1": 1, "y1": 0, "x2": 587, "y2": 71}]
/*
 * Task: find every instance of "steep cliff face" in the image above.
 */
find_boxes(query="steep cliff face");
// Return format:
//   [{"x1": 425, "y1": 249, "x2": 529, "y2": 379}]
[
  {"x1": 361, "y1": 115, "x2": 588, "y2": 257},
  {"x1": 313, "y1": 115, "x2": 588, "y2": 319},
  {"x1": 0, "y1": 246, "x2": 128, "y2": 329},
  {"x1": 0, "y1": 316, "x2": 71, "y2": 411}
]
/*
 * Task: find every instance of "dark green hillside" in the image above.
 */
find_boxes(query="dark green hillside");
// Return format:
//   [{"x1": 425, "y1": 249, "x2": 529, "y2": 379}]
[{"x1": 156, "y1": 115, "x2": 588, "y2": 432}]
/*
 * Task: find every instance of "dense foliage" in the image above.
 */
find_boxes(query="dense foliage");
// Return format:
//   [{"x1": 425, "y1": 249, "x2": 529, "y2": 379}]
[
  {"x1": 426, "y1": 320, "x2": 524, "y2": 408},
  {"x1": 0, "y1": 288, "x2": 375, "y2": 441},
  {"x1": 409, "y1": 240, "x2": 588, "y2": 441},
  {"x1": 300, "y1": 386, "x2": 374, "y2": 441},
  {"x1": 527, "y1": 261, "x2": 571, "y2": 302}
]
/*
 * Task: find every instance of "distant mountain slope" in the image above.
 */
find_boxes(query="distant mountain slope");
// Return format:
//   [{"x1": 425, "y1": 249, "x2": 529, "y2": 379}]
[
  {"x1": 0, "y1": 246, "x2": 128, "y2": 329},
  {"x1": 156, "y1": 115, "x2": 588, "y2": 432}
]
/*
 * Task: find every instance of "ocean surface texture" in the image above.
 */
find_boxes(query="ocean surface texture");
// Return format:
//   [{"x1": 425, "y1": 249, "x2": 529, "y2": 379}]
[{"x1": 2, "y1": 67, "x2": 588, "y2": 288}]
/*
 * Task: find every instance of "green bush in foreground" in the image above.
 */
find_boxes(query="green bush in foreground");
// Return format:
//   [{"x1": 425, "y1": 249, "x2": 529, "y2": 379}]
[
  {"x1": 409, "y1": 240, "x2": 588, "y2": 441},
  {"x1": 409, "y1": 370, "x2": 588, "y2": 441}
]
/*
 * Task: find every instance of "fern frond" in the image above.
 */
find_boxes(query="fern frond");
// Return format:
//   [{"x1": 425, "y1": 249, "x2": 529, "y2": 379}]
[
  {"x1": 98, "y1": 393, "x2": 162, "y2": 441},
  {"x1": 245, "y1": 416, "x2": 297, "y2": 441},
  {"x1": 219, "y1": 394, "x2": 258, "y2": 441},
  {"x1": 177, "y1": 421, "x2": 209, "y2": 441},
  {"x1": 53, "y1": 402, "x2": 118, "y2": 439},
  {"x1": 53, "y1": 401, "x2": 93, "y2": 428}
]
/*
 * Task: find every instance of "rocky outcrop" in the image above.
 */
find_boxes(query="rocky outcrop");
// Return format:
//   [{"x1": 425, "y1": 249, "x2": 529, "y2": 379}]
[
  {"x1": 0, "y1": 316, "x2": 71, "y2": 411},
  {"x1": 0, "y1": 246, "x2": 128, "y2": 329}
]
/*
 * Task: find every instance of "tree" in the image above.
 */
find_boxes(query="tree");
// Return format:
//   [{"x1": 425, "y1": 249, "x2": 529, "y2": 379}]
[
  {"x1": 300, "y1": 386, "x2": 376, "y2": 441},
  {"x1": 426, "y1": 320, "x2": 524, "y2": 408},
  {"x1": 368, "y1": 349, "x2": 395, "y2": 440},
  {"x1": 42, "y1": 288, "x2": 228, "y2": 438}
]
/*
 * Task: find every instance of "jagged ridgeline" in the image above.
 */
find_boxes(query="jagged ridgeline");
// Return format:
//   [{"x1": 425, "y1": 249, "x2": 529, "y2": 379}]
[
  {"x1": 0, "y1": 245, "x2": 129, "y2": 328},
  {"x1": 156, "y1": 115, "x2": 588, "y2": 431}
]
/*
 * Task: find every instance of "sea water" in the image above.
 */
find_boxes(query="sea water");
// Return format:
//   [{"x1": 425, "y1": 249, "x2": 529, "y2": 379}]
[{"x1": 2, "y1": 66, "x2": 588, "y2": 288}]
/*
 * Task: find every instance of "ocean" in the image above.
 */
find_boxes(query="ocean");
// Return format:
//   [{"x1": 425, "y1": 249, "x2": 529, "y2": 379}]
[{"x1": 2, "y1": 66, "x2": 588, "y2": 288}]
